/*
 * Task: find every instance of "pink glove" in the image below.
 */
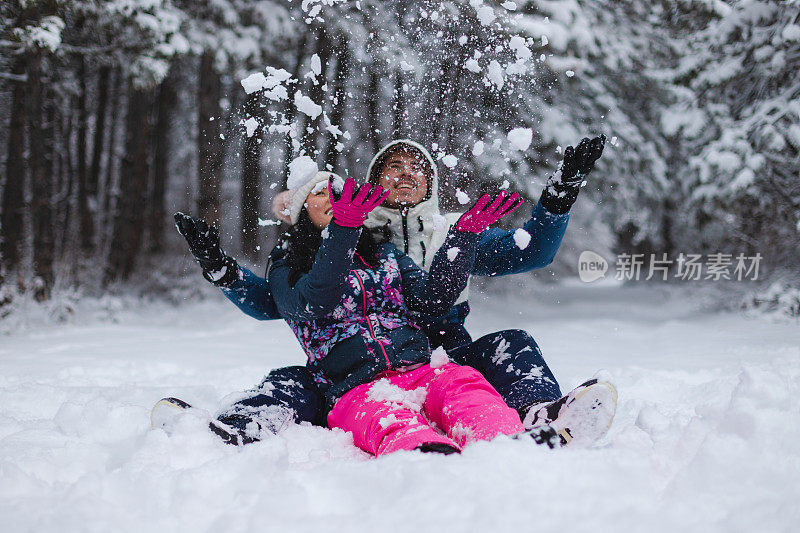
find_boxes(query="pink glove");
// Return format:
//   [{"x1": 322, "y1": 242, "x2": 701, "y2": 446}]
[
  {"x1": 329, "y1": 176, "x2": 390, "y2": 228},
  {"x1": 455, "y1": 191, "x2": 524, "y2": 233}
]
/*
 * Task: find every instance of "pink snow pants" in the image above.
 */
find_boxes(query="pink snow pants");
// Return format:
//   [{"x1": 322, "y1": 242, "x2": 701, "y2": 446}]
[{"x1": 327, "y1": 363, "x2": 524, "y2": 456}]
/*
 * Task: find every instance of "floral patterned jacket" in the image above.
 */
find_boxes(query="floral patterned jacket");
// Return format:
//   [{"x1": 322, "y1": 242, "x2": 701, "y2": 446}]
[{"x1": 268, "y1": 221, "x2": 478, "y2": 407}]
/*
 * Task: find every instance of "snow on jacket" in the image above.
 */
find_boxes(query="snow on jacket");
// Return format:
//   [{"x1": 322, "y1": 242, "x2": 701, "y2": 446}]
[
  {"x1": 267, "y1": 221, "x2": 479, "y2": 407},
  {"x1": 363, "y1": 139, "x2": 571, "y2": 347}
]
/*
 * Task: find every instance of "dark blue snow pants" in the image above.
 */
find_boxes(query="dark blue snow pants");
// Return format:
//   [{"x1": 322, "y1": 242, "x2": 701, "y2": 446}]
[
  {"x1": 216, "y1": 329, "x2": 561, "y2": 440},
  {"x1": 447, "y1": 329, "x2": 562, "y2": 410},
  {"x1": 216, "y1": 366, "x2": 326, "y2": 436}
]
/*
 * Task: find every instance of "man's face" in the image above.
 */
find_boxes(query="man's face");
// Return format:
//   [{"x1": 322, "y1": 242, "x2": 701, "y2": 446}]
[{"x1": 377, "y1": 150, "x2": 429, "y2": 208}]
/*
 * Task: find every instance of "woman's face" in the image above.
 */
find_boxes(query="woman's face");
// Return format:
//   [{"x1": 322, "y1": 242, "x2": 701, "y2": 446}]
[{"x1": 305, "y1": 185, "x2": 333, "y2": 229}]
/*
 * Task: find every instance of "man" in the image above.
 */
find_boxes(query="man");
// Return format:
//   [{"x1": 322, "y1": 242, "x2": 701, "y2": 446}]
[{"x1": 168, "y1": 136, "x2": 614, "y2": 447}]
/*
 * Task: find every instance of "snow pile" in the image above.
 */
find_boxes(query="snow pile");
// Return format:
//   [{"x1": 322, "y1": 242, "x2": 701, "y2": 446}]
[
  {"x1": 1, "y1": 286, "x2": 799, "y2": 532},
  {"x1": 18, "y1": 16, "x2": 65, "y2": 52},
  {"x1": 430, "y1": 347, "x2": 450, "y2": 368},
  {"x1": 783, "y1": 24, "x2": 800, "y2": 42},
  {"x1": 367, "y1": 379, "x2": 427, "y2": 411},
  {"x1": 742, "y1": 281, "x2": 800, "y2": 318},
  {"x1": 513, "y1": 228, "x2": 531, "y2": 250},
  {"x1": 378, "y1": 413, "x2": 399, "y2": 429}
]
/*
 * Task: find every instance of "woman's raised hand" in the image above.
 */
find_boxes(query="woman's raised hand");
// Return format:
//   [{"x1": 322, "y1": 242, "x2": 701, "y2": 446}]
[
  {"x1": 329, "y1": 176, "x2": 390, "y2": 228},
  {"x1": 455, "y1": 191, "x2": 524, "y2": 233}
]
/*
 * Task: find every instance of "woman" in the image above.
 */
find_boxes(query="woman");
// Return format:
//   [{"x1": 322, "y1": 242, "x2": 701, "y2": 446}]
[{"x1": 266, "y1": 171, "x2": 553, "y2": 455}]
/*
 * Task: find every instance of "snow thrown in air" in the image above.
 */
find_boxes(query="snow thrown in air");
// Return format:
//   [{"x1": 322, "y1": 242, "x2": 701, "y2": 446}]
[
  {"x1": 240, "y1": 67, "x2": 291, "y2": 100},
  {"x1": 243, "y1": 117, "x2": 259, "y2": 138},
  {"x1": 464, "y1": 58, "x2": 481, "y2": 73},
  {"x1": 432, "y1": 213, "x2": 449, "y2": 233},
  {"x1": 294, "y1": 91, "x2": 322, "y2": 119},
  {"x1": 507, "y1": 128, "x2": 533, "y2": 151},
  {"x1": 487, "y1": 60, "x2": 505, "y2": 89}
]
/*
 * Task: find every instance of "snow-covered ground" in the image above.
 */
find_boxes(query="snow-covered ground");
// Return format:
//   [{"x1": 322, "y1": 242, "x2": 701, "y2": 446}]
[{"x1": 1, "y1": 282, "x2": 799, "y2": 532}]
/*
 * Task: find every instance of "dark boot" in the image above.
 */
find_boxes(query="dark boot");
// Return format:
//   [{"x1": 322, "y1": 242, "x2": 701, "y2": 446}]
[{"x1": 414, "y1": 442, "x2": 461, "y2": 455}]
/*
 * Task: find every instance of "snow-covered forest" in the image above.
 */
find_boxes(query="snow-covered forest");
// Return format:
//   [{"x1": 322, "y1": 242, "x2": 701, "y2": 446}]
[{"x1": 1, "y1": 0, "x2": 799, "y2": 304}]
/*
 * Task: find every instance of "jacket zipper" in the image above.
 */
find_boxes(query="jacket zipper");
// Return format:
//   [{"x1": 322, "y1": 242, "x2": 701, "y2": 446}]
[
  {"x1": 351, "y1": 270, "x2": 392, "y2": 369},
  {"x1": 400, "y1": 208, "x2": 409, "y2": 253}
]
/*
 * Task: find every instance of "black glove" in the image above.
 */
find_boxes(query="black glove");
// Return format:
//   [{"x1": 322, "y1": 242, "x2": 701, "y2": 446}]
[
  {"x1": 540, "y1": 135, "x2": 606, "y2": 214},
  {"x1": 174, "y1": 212, "x2": 239, "y2": 287}
]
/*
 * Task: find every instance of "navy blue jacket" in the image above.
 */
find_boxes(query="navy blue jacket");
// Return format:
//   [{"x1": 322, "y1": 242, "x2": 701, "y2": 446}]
[
  {"x1": 267, "y1": 222, "x2": 478, "y2": 406},
  {"x1": 419, "y1": 199, "x2": 569, "y2": 348}
]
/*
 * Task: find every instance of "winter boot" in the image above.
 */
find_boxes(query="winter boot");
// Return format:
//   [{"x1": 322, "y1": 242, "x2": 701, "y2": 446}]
[
  {"x1": 414, "y1": 442, "x2": 461, "y2": 455},
  {"x1": 150, "y1": 397, "x2": 193, "y2": 431},
  {"x1": 512, "y1": 424, "x2": 564, "y2": 449},
  {"x1": 521, "y1": 379, "x2": 617, "y2": 446},
  {"x1": 150, "y1": 397, "x2": 253, "y2": 446}
]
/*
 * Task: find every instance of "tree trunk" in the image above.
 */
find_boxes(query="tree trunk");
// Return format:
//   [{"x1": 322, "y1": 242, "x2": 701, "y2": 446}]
[
  {"x1": 367, "y1": 69, "x2": 381, "y2": 154},
  {"x1": 1, "y1": 58, "x2": 27, "y2": 275},
  {"x1": 392, "y1": 70, "x2": 404, "y2": 138},
  {"x1": 89, "y1": 65, "x2": 111, "y2": 247},
  {"x1": 324, "y1": 37, "x2": 349, "y2": 170},
  {"x1": 149, "y1": 72, "x2": 176, "y2": 253},
  {"x1": 101, "y1": 67, "x2": 122, "y2": 239},
  {"x1": 197, "y1": 52, "x2": 223, "y2": 224},
  {"x1": 105, "y1": 82, "x2": 154, "y2": 282},
  {"x1": 76, "y1": 57, "x2": 92, "y2": 251},
  {"x1": 58, "y1": 104, "x2": 75, "y2": 261},
  {"x1": 301, "y1": 26, "x2": 331, "y2": 160},
  {"x1": 241, "y1": 92, "x2": 263, "y2": 261},
  {"x1": 281, "y1": 33, "x2": 309, "y2": 189},
  {"x1": 28, "y1": 52, "x2": 55, "y2": 300},
  {"x1": 442, "y1": 46, "x2": 469, "y2": 155}
]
